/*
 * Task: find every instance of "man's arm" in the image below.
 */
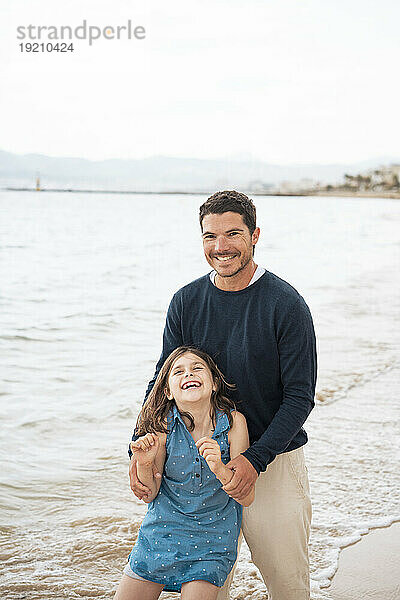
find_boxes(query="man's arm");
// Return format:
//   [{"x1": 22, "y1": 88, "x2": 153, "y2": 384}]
[
  {"x1": 142, "y1": 291, "x2": 184, "y2": 403},
  {"x1": 128, "y1": 290, "x2": 184, "y2": 461},
  {"x1": 242, "y1": 296, "x2": 317, "y2": 473}
]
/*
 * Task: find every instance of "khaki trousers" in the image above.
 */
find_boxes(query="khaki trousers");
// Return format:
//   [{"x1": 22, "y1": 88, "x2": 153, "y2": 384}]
[{"x1": 217, "y1": 447, "x2": 312, "y2": 600}]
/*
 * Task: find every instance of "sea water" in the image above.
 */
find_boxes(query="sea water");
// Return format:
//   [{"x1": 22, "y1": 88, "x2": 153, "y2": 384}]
[{"x1": 0, "y1": 191, "x2": 399, "y2": 599}]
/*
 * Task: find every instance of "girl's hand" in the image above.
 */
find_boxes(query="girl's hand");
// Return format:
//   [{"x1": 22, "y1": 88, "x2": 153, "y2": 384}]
[
  {"x1": 130, "y1": 433, "x2": 160, "y2": 466},
  {"x1": 196, "y1": 437, "x2": 223, "y2": 475}
]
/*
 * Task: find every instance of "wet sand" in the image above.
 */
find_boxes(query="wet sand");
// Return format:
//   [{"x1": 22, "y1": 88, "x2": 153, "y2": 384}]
[{"x1": 329, "y1": 522, "x2": 400, "y2": 600}]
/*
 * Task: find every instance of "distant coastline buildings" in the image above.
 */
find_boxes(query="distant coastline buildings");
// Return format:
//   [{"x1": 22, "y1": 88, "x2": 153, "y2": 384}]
[
  {"x1": 265, "y1": 164, "x2": 400, "y2": 197},
  {"x1": 342, "y1": 164, "x2": 400, "y2": 192}
]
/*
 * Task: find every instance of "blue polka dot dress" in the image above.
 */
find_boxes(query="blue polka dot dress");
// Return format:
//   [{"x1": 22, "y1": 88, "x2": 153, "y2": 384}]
[{"x1": 128, "y1": 405, "x2": 242, "y2": 592}]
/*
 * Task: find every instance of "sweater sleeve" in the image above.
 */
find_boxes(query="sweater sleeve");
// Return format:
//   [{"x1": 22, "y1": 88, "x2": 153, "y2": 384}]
[
  {"x1": 242, "y1": 297, "x2": 317, "y2": 473},
  {"x1": 128, "y1": 292, "x2": 183, "y2": 457}
]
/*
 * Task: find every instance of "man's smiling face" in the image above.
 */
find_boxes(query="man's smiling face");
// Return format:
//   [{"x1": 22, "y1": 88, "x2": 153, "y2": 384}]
[{"x1": 201, "y1": 211, "x2": 260, "y2": 279}]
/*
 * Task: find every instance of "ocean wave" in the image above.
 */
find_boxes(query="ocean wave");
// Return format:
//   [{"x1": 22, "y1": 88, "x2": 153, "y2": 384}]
[
  {"x1": 0, "y1": 334, "x2": 64, "y2": 343},
  {"x1": 316, "y1": 360, "x2": 397, "y2": 405}
]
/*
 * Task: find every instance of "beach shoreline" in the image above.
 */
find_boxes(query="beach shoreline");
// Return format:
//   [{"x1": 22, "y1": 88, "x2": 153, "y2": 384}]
[
  {"x1": 1, "y1": 192, "x2": 399, "y2": 600},
  {"x1": 328, "y1": 522, "x2": 400, "y2": 600},
  {"x1": 3, "y1": 187, "x2": 400, "y2": 199}
]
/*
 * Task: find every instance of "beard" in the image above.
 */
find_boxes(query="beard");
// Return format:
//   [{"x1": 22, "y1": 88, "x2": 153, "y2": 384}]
[{"x1": 213, "y1": 251, "x2": 253, "y2": 278}]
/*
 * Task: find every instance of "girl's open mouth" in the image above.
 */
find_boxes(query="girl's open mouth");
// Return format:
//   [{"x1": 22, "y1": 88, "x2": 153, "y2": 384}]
[{"x1": 181, "y1": 381, "x2": 201, "y2": 390}]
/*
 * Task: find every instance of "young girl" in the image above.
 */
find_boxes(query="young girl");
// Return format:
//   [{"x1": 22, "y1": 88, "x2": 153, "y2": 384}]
[{"x1": 114, "y1": 346, "x2": 254, "y2": 600}]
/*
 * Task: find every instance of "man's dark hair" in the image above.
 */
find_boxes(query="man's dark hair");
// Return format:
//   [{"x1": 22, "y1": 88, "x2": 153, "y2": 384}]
[{"x1": 199, "y1": 190, "x2": 257, "y2": 234}]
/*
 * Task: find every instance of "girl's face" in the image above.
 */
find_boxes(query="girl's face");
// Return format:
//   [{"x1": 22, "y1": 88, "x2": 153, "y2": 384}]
[{"x1": 166, "y1": 352, "x2": 215, "y2": 406}]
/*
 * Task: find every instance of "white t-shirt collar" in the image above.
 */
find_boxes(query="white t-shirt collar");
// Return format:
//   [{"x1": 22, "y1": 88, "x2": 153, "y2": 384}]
[{"x1": 209, "y1": 264, "x2": 266, "y2": 287}]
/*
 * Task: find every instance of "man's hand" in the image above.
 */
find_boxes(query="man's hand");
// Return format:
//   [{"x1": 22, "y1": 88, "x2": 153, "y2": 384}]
[
  {"x1": 222, "y1": 455, "x2": 258, "y2": 501},
  {"x1": 129, "y1": 451, "x2": 162, "y2": 501}
]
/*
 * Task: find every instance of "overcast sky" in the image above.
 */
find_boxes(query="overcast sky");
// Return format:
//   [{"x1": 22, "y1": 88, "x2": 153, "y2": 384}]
[{"x1": 2, "y1": 0, "x2": 399, "y2": 164}]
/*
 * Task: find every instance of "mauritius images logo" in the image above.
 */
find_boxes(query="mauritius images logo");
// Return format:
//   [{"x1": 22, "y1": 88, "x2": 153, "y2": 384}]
[{"x1": 16, "y1": 20, "x2": 146, "y2": 46}]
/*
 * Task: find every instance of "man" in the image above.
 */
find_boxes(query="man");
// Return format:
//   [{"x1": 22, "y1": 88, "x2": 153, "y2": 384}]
[{"x1": 129, "y1": 190, "x2": 317, "y2": 600}]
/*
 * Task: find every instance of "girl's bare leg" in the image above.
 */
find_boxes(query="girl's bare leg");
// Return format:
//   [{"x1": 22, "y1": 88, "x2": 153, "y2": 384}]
[
  {"x1": 181, "y1": 580, "x2": 219, "y2": 600},
  {"x1": 113, "y1": 574, "x2": 164, "y2": 600}
]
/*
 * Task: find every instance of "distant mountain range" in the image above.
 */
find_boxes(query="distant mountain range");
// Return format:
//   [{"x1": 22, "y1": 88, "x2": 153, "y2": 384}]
[{"x1": 0, "y1": 149, "x2": 398, "y2": 192}]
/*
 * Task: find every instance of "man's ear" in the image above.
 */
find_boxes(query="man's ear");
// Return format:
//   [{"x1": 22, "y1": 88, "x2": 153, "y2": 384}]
[{"x1": 252, "y1": 226, "x2": 260, "y2": 246}]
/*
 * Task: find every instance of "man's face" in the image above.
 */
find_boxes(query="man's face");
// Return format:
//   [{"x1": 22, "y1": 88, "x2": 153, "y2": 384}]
[{"x1": 201, "y1": 211, "x2": 260, "y2": 278}]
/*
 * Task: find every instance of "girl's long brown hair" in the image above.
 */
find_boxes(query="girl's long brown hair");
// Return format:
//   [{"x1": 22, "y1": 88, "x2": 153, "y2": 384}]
[{"x1": 135, "y1": 346, "x2": 236, "y2": 436}]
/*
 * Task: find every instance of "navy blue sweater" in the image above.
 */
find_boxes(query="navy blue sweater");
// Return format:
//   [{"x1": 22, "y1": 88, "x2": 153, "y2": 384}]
[{"x1": 133, "y1": 270, "x2": 317, "y2": 473}]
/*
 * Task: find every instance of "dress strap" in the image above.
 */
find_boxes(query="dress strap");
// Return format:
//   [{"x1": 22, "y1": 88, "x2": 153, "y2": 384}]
[{"x1": 213, "y1": 411, "x2": 230, "y2": 437}]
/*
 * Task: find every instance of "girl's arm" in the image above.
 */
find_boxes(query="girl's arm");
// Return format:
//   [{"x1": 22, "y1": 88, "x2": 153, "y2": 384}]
[
  {"x1": 130, "y1": 433, "x2": 166, "y2": 503},
  {"x1": 196, "y1": 411, "x2": 255, "y2": 507},
  {"x1": 227, "y1": 411, "x2": 255, "y2": 506}
]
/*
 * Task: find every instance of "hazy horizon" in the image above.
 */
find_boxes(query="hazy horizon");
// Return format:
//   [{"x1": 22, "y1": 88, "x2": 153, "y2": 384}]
[
  {"x1": 2, "y1": 147, "x2": 399, "y2": 168},
  {"x1": 3, "y1": 147, "x2": 399, "y2": 192}
]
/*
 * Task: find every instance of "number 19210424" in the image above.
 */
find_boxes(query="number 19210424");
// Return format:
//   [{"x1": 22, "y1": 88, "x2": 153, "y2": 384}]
[{"x1": 19, "y1": 42, "x2": 74, "y2": 52}]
